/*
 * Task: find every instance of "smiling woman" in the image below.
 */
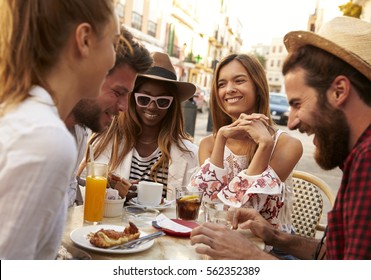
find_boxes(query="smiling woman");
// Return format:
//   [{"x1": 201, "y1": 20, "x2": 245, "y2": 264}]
[
  {"x1": 188, "y1": 53, "x2": 303, "y2": 259},
  {"x1": 84, "y1": 52, "x2": 199, "y2": 202}
]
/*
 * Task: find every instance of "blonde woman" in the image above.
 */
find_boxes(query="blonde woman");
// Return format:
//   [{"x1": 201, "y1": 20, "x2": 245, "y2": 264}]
[
  {"x1": 0, "y1": 0, "x2": 118, "y2": 259},
  {"x1": 86, "y1": 52, "x2": 199, "y2": 201}
]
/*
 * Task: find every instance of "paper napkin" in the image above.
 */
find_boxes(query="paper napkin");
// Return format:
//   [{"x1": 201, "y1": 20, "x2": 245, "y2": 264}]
[{"x1": 155, "y1": 214, "x2": 192, "y2": 233}]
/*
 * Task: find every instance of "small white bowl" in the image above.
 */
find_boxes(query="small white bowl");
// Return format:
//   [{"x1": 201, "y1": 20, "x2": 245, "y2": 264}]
[{"x1": 103, "y1": 197, "x2": 126, "y2": 218}]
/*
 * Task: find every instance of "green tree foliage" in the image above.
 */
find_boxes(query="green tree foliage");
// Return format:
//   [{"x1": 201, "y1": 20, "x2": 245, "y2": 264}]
[{"x1": 339, "y1": 1, "x2": 362, "y2": 18}]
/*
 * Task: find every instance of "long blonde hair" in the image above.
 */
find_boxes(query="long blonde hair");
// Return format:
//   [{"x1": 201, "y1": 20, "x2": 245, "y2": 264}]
[
  {"x1": 88, "y1": 79, "x2": 193, "y2": 181},
  {"x1": 0, "y1": 0, "x2": 114, "y2": 116}
]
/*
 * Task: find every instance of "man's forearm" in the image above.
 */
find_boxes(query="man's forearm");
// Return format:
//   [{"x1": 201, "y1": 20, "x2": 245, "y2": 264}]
[{"x1": 272, "y1": 230, "x2": 321, "y2": 259}]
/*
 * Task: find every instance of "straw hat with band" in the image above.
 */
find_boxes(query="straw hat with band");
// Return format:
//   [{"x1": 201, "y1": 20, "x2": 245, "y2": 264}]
[
  {"x1": 136, "y1": 52, "x2": 196, "y2": 102},
  {"x1": 284, "y1": 16, "x2": 371, "y2": 81}
]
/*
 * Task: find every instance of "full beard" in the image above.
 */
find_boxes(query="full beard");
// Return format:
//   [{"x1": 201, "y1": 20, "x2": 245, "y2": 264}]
[
  {"x1": 72, "y1": 99, "x2": 102, "y2": 133},
  {"x1": 312, "y1": 107, "x2": 350, "y2": 170}
]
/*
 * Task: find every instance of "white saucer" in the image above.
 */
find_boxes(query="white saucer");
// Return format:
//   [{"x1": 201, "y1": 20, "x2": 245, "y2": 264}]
[{"x1": 128, "y1": 197, "x2": 173, "y2": 210}]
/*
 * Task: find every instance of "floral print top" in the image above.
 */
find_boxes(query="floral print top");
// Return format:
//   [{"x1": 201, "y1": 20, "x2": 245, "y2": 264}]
[{"x1": 189, "y1": 130, "x2": 293, "y2": 231}]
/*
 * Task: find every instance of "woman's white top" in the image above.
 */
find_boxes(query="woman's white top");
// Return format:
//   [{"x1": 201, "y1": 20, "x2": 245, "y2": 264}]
[
  {"x1": 0, "y1": 86, "x2": 77, "y2": 259},
  {"x1": 190, "y1": 129, "x2": 293, "y2": 232},
  {"x1": 96, "y1": 139, "x2": 199, "y2": 200}
]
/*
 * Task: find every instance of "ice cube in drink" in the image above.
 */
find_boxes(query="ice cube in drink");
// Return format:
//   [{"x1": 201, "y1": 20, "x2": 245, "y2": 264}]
[{"x1": 176, "y1": 195, "x2": 201, "y2": 220}]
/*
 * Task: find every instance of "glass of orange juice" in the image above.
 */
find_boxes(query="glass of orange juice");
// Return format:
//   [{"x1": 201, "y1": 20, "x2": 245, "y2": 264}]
[{"x1": 83, "y1": 162, "x2": 108, "y2": 224}]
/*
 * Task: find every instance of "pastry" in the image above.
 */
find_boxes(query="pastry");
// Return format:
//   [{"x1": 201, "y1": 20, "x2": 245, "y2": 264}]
[{"x1": 89, "y1": 222, "x2": 140, "y2": 248}]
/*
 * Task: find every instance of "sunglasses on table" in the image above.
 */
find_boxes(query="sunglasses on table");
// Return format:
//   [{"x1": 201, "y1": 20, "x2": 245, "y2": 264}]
[{"x1": 134, "y1": 93, "x2": 173, "y2": 109}]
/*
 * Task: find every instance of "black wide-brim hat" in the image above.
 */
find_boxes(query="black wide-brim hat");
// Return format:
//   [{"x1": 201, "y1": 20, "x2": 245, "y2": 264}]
[{"x1": 136, "y1": 52, "x2": 196, "y2": 102}]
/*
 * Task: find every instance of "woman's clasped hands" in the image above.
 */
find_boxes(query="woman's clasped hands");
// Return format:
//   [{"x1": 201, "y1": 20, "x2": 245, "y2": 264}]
[{"x1": 219, "y1": 113, "x2": 273, "y2": 144}]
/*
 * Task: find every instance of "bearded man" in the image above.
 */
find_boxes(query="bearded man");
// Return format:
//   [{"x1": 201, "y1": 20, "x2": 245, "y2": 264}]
[{"x1": 190, "y1": 16, "x2": 371, "y2": 260}]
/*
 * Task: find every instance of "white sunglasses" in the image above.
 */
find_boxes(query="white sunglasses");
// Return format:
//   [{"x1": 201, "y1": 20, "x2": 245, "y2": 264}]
[{"x1": 134, "y1": 93, "x2": 174, "y2": 109}]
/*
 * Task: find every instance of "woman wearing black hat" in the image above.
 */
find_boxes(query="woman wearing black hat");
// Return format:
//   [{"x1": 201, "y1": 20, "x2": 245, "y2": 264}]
[{"x1": 86, "y1": 52, "x2": 199, "y2": 201}]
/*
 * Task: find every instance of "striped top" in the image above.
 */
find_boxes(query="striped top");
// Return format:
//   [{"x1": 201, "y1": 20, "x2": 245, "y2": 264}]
[{"x1": 129, "y1": 148, "x2": 168, "y2": 198}]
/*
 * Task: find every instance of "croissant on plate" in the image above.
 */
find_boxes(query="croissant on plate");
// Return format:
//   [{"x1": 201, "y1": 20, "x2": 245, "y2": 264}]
[{"x1": 89, "y1": 222, "x2": 140, "y2": 248}]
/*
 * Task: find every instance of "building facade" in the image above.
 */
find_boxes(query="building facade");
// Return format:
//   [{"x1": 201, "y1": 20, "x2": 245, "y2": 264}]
[
  {"x1": 113, "y1": 0, "x2": 243, "y2": 91},
  {"x1": 265, "y1": 37, "x2": 287, "y2": 93},
  {"x1": 266, "y1": 0, "x2": 371, "y2": 93}
]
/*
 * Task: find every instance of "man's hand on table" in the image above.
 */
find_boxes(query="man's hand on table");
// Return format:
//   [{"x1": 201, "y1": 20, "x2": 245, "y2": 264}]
[
  {"x1": 190, "y1": 222, "x2": 276, "y2": 260},
  {"x1": 232, "y1": 208, "x2": 277, "y2": 245}
]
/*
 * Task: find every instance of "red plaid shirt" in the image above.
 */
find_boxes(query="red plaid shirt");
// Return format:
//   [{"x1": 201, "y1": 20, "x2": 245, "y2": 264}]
[{"x1": 327, "y1": 124, "x2": 371, "y2": 259}]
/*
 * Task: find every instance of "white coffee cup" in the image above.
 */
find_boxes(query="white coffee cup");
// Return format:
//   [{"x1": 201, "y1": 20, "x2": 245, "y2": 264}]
[{"x1": 137, "y1": 181, "x2": 163, "y2": 206}]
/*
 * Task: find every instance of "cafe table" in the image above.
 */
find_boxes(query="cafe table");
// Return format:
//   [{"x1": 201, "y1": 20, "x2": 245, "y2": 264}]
[
  {"x1": 62, "y1": 205, "x2": 206, "y2": 260},
  {"x1": 62, "y1": 204, "x2": 265, "y2": 260}
]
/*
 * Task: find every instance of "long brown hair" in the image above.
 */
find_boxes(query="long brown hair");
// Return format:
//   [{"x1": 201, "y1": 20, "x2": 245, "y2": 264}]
[
  {"x1": 0, "y1": 0, "x2": 114, "y2": 116},
  {"x1": 89, "y1": 78, "x2": 193, "y2": 181},
  {"x1": 210, "y1": 53, "x2": 273, "y2": 135},
  {"x1": 209, "y1": 53, "x2": 275, "y2": 160}
]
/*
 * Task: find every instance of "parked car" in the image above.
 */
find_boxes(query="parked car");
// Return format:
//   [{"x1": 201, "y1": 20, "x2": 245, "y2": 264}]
[
  {"x1": 269, "y1": 92, "x2": 290, "y2": 125},
  {"x1": 193, "y1": 86, "x2": 209, "y2": 113}
]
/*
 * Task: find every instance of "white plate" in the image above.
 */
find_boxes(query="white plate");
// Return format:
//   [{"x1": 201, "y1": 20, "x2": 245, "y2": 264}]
[
  {"x1": 70, "y1": 225, "x2": 154, "y2": 254},
  {"x1": 128, "y1": 198, "x2": 173, "y2": 210}
]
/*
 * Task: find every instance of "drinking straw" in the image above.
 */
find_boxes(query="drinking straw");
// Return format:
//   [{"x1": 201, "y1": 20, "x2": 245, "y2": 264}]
[
  {"x1": 89, "y1": 144, "x2": 95, "y2": 163},
  {"x1": 89, "y1": 144, "x2": 95, "y2": 177}
]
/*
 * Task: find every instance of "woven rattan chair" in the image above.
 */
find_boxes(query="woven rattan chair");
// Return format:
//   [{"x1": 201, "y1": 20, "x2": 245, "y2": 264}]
[{"x1": 291, "y1": 170, "x2": 335, "y2": 238}]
